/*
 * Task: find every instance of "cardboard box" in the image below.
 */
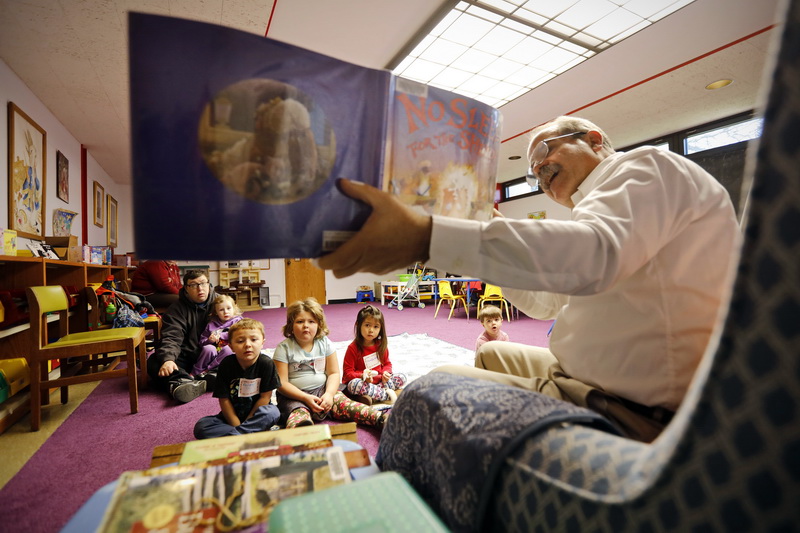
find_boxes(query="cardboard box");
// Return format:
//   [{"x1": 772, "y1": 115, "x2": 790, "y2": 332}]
[
  {"x1": 45, "y1": 235, "x2": 81, "y2": 262},
  {"x1": 2, "y1": 229, "x2": 17, "y2": 256}
]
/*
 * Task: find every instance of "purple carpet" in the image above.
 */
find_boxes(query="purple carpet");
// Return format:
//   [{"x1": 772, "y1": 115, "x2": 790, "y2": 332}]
[{"x1": 0, "y1": 302, "x2": 551, "y2": 533}]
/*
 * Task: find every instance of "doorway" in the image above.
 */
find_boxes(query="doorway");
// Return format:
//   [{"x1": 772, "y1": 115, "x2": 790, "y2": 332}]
[{"x1": 285, "y1": 258, "x2": 326, "y2": 305}]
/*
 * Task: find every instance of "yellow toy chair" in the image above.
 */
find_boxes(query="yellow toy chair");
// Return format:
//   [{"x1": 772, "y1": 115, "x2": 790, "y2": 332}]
[
  {"x1": 478, "y1": 283, "x2": 511, "y2": 321},
  {"x1": 26, "y1": 286, "x2": 147, "y2": 431},
  {"x1": 434, "y1": 280, "x2": 469, "y2": 321}
]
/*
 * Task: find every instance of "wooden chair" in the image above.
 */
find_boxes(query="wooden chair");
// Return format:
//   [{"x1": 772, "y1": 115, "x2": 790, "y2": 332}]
[
  {"x1": 434, "y1": 280, "x2": 469, "y2": 321},
  {"x1": 26, "y1": 286, "x2": 147, "y2": 431},
  {"x1": 477, "y1": 283, "x2": 511, "y2": 321}
]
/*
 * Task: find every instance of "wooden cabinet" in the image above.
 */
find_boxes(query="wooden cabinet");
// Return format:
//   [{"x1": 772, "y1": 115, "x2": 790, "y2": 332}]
[
  {"x1": 218, "y1": 267, "x2": 260, "y2": 287},
  {"x1": 217, "y1": 267, "x2": 263, "y2": 312},
  {"x1": 0, "y1": 254, "x2": 132, "y2": 357}
]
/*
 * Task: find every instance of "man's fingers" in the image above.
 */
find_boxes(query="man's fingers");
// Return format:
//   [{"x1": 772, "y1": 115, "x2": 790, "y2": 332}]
[{"x1": 336, "y1": 178, "x2": 376, "y2": 204}]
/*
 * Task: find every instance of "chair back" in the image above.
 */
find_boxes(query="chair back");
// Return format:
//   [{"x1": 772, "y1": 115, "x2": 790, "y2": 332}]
[
  {"x1": 482, "y1": 284, "x2": 503, "y2": 299},
  {"x1": 29, "y1": 285, "x2": 68, "y2": 315},
  {"x1": 437, "y1": 280, "x2": 457, "y2": 299},
  {"x1": 27, "y1": 286, "x2": 70, "y2": 350}
]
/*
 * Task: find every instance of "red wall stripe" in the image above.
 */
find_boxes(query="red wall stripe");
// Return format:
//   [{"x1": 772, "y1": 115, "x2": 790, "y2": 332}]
[
  {"x1": 265, "y1": 0, "x2": 278, "y2": 37},
  {"x1": 503, "y1": 24, "x2": 778, "y2": 144}
]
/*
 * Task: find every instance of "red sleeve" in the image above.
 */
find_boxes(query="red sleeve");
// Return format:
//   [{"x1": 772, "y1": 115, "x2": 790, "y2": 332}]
[
  {"x1": 380, "y1": 347, "x2": 393, "y2": 377},
  {"x1": 342, "y1": 342, "x2": 363, "y2": 384}
]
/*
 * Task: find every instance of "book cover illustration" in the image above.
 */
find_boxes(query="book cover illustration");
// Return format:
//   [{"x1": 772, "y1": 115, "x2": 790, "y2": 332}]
[
  {"x1": 129, "y1": 13, "x2": 501, "y2": 260},
  {"x1": 99, "y1": 446, "x2": 350, "y2": 533},
  {"x1": 179, "y1": 424, "x2": 332, "y2": 465},
  {"x1": 384, "y1": 77, "x2": 500, "y2": 222}
]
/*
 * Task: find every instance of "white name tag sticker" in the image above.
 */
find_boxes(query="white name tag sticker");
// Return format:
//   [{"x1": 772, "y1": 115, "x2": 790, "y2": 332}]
[
  {"x1": 363, "y1": 353, "x2": 380, "y2": 369},
  {"x1": 238, "y1": 377, "x2": 261, "y2": 397}
]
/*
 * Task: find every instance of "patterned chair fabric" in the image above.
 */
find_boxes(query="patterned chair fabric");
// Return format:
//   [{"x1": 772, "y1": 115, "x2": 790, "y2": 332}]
[
  {"x1": 377, "y1": 372, "x2": 620, "y2": 531},
  {"x1": 483, "y1": 1, "x2": 800, "y2": 530}
]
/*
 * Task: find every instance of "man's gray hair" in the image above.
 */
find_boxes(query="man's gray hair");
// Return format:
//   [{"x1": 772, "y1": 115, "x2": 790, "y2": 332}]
[{"x1": 528, "y1": 116, "x2": 615, "y2": 152}]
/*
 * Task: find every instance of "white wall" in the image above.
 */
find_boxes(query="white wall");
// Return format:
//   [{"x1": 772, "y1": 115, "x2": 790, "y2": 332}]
[{"x1": 1, "y1": 59, "x2": 134, "y2": 254}]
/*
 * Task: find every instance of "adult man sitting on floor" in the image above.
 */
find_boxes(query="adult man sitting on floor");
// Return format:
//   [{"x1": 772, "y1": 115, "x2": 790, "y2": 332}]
[
  {"x1": 147, "y1": 269, "x2": 216, "y2": 403},
  {"x1": 317, "y1": 116, "x2": 740, "y2": 442}
]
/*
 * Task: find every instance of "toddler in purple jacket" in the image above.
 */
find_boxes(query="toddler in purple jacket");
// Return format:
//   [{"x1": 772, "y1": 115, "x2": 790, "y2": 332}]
[{"x1": 193, "y1": 294, "x2": 243, "y2": 380}]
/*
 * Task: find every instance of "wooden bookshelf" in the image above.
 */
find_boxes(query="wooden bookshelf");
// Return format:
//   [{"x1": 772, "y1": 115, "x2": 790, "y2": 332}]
[{"x1": 0, "y1": 255, "x2": 131, "y2": 433}]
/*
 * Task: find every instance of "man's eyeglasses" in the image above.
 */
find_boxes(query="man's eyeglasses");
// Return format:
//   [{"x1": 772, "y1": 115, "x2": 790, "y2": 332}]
[
  {"x1": 186, "y1": 281, "x2": 210, "y2": 289},
  {"x1": 526, "y1": 131, "x2": 587, "y2": 188}
]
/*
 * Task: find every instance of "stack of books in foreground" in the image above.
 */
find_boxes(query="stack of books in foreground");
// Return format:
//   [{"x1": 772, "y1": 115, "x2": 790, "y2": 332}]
[{"x1": 98, "y1": 425, "x2": 362, "y2": 532}]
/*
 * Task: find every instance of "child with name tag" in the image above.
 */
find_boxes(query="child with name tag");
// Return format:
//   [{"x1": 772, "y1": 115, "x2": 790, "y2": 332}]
[
  {"x1": 342, "y1": 305, "x2": 406, "y2": 405},
  {"x1": 193, "y1": 318, "x2": 281, "y2": 439},
  {"x1": 273, "y1": 298, "x2": 391, "y2": 429}
]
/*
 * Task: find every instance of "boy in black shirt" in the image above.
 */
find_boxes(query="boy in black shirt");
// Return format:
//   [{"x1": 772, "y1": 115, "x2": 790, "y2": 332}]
[{"x1": 194, "y1": 318, "x2": 281, "y2": 439}]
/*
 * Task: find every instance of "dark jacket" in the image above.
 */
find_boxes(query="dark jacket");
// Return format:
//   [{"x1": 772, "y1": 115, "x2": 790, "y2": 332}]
[{"x1": 154, "y1": 287, "x2": 216, "y2": 370}]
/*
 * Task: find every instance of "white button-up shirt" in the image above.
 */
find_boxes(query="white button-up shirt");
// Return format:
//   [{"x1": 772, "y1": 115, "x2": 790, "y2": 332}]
[{"x1": 429, "y1": 147, "x2": 740, "y2": 410}]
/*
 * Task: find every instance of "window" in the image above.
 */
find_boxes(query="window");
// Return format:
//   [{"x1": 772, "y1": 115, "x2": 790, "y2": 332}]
[
  {"x1": 502, "y1": 176, "x2": 541, "y2": 201},
  {"x1": 497, "y1": 111, "x2": 761, "y2": 204},
  {"x1": 684, "y1": 116, "x2": 763, "y2": 154}
]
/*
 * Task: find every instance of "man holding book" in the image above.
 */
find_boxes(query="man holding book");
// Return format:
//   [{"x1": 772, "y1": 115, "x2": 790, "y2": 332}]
[{"x1": 316, "y1": 116, "x2": 740, "y2": 442}]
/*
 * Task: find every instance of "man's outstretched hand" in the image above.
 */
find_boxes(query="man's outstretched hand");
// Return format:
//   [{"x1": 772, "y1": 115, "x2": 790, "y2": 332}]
[{"x1": 315, "y1": 179, "x2": 432, "y2": 278}]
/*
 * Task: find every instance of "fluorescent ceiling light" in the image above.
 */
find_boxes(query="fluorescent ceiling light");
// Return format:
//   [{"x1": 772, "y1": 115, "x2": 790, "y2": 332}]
[{"x1": 390, "y1": 0, "x2": 697, "y2": 108}]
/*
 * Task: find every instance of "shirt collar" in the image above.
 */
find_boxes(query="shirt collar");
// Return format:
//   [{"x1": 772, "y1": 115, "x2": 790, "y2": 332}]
[{"x1": 570, "y1": 151, "x2": 623, "y2": 206}]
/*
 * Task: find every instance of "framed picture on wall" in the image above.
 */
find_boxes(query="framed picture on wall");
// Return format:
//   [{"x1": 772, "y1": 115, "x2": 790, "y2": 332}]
[
  {"x1": 107, "y1": 195, "x2": 118, "y2": 248},
  {"x1": 93, "y1": 181, "x2": 104, "y2": 227},
  {"x1": 8, "y1": 102, "x2": 47, "y2": 240},
  {"x1": 52, "y1": 208, "x2": 78, "y2": 236},
  {"x1": 56, "y1": 150, "x2": 69, "y2": 202}
]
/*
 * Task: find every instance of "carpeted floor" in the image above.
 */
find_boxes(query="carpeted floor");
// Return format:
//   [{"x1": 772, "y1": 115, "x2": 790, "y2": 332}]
[{"x1": 0, "y1": 301, "x2": 552, "y2": 533}]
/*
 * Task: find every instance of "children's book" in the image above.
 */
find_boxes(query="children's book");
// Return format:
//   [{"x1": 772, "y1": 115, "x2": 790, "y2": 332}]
[
  {"x1": 129, "y1": 13, "x2": 502, "y2": 260},
  {"x1": 179, "y1": 424, "x2": 332, "y2": 465},
  {"x1": 98, "y1": 446, "x2": 350, "y2": 533},
  {"x1": 269, "y1": 472, "x2": 449, "y2": 532}
]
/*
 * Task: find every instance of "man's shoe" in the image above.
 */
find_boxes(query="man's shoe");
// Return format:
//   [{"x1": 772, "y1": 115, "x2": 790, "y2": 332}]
[{"x1": 171, "y1": 379, "x2": 207, "y2": 403}]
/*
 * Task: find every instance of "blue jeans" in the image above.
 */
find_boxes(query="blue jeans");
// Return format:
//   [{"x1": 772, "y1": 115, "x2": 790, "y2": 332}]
[{"x1": 193, "y1": 404, "x2": 280, "y2": 439}]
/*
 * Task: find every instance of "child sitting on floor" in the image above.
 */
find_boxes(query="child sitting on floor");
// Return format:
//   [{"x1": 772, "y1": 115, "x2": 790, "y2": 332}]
[
  {"x1": 193, "y1": 318, "x2": 281, "y2": 439},
  {"x1": 342, "y1": 305, "x2": 406, "y2": 405},
  {"x1": 193, "y1": 294, "x2": 243, "y2": 385},
  {"x1": 273, "y1": 297, "x2": 390, "y2": 429},
  {"x1": 475, "y1": 305, "x2": 510, "y2": 352}
]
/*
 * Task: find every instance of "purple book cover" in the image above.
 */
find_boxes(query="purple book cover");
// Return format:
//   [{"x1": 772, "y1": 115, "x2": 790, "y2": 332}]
[{"x1": 129, "y1": 13, "x2": 500, "y2": 260}]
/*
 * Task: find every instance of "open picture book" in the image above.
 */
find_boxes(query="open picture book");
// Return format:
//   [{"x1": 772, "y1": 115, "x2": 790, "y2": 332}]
[{"x1": 129, "y1": 13, "x2": 502, "y2": 260}]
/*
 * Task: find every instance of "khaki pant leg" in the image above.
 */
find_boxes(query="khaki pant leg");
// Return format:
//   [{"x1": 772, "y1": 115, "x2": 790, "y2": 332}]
[
  {"x1": 433, "y1": 341, "x2": 568, "y2": 401},
  {"x1": 437, "y1": 341, "x2": 668, "y2": 442}
]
